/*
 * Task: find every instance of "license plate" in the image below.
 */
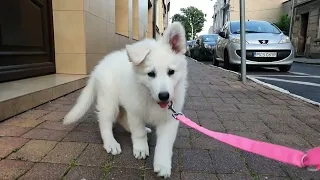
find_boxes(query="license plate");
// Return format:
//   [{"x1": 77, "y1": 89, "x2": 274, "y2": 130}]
[{"x1": 254, "y1": 52, "x2": 277, "y2": 57}]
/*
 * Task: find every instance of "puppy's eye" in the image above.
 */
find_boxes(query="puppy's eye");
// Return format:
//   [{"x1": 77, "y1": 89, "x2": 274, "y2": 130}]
[
  {"x1": 147, "y1": 71, "x2": 156, "y2": 78},
  {"x1": 168, "y1": 69, "x2": 175, "y2": 76}
]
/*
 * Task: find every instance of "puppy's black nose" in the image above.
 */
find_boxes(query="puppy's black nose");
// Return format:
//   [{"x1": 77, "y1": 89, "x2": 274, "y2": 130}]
[{"x1": 158, "y1": 92, "x2": 170, "y2": 101}]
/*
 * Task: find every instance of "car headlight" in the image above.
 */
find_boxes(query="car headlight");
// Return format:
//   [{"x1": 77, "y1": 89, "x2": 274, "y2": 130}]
[
  {"x1": 231, "y1": 38, "x2": 241, "y2": 44},
  {"x1": 204, "y1": 44, "x2": 209, "y2": 48},
  {"x1": 279, "y1": 36, "x2": 291, "y2": 44}
]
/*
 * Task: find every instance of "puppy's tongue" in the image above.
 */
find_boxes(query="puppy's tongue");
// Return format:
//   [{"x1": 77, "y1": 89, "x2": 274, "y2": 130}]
[{"x1": 158, "y1": 102, "x2": 169, "y2": 108}]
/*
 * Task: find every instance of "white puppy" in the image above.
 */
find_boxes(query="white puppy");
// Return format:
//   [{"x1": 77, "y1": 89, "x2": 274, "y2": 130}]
[{"x1": 63, "y1": 22, "x2": 188, "y2": 178}]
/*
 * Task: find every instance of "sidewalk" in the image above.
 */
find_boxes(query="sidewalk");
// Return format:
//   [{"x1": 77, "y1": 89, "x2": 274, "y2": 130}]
[
  {"x1": 294, "y1": 57, "x2": 320, "y2": 65},
  {"x1": 1, "y1": 59, "x2": 320, "y2": 180}
]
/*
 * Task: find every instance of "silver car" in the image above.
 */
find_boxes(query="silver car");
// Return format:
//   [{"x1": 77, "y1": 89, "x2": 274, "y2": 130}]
[{"x1": 213, "y1": 20, "x2": 294, "y2": 72}]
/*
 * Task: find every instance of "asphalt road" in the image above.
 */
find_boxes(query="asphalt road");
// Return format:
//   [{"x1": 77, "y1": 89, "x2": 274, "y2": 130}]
[{"x1": 199, "y1": 59, "x2": 320, "y2": 103}]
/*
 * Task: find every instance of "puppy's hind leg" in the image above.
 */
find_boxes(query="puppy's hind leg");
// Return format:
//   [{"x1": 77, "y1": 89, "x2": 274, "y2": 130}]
[
  {"x1": 96, "y1": 96, "x2": 121, "y2": 155},
  {"x1": 118, "y1": 109, "x2": 152, "y2": 134}
]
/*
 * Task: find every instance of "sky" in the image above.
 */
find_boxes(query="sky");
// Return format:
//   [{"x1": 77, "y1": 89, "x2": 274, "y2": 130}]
[{"x1": 169, "y1": 0, "x2": 216, "y2": 35}]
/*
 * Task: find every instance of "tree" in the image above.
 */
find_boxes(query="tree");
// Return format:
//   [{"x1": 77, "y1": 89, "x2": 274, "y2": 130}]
[
  {"x1": 171, "y1": 6, "x2": 206, "y2": 40},
  {"x1": 275, "y1": 13, "x2": 290, "y2": 35}
]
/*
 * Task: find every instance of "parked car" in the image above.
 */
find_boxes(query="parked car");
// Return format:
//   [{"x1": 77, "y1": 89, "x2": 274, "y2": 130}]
[
  {"x1": 185, "y1": 41, "x2": 192, "y2": 57},
  {"x1": 213, "y1": 20, "x2": 294, "y2": 72},
  {"x1": 191, "y1": 34, "x2": 218, "y2": 61}
]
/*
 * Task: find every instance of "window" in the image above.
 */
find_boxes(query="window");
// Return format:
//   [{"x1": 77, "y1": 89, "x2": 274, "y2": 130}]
[
  {"x1": 115, "y1": 0, "x2": 129, "y2": 37},
  {"x1": 230, "y1": 21, "x2": 281, "y2": 34}
]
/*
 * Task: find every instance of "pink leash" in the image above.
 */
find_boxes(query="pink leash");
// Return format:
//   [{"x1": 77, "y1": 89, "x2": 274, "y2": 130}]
[{"x1": 168, "y1": 101, "x2": 320, "y2": 171}]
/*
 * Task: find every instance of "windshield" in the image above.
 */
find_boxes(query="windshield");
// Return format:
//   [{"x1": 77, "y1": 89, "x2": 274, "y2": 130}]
[
  {"x1": 230, "y1": 21, "x2": 281, "y2": 34},
  {"x1": 201, "y1": 35, "x2": 219, "y2": 42}
]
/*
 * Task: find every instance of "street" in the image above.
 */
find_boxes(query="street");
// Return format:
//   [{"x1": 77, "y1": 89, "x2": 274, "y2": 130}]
[{"x1": 200, "y1": 60, "x2": 320, "y2": 103}]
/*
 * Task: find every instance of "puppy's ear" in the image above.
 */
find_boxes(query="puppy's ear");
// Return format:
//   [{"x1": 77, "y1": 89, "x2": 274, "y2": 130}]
[
  {"x1": 161, "y1": 22, "x2": 186, "y2": 54},
  {"x1": 126, "y1": 44, "x2": 150, "y2": 65}
]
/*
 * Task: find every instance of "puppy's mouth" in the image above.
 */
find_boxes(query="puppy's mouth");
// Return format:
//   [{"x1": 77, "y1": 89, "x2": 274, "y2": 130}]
[{"x1": 157, "y1": 102, "x2": 169, "y2": 108}]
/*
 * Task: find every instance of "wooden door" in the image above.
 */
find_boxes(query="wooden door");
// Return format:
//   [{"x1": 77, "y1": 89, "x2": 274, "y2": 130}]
[{"x1": 0, "y1": 0, "x2": 55, "y2": 83}]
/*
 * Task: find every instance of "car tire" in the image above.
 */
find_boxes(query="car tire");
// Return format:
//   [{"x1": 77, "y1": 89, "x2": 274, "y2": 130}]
[
  {"x1": 278, "y1": 65, "x2": 292, "y2": 72},
  {"x1": 199, "y1": 53, "x2": 204, "y2": 61},
  {"x1": 223, "y1": 50, "x2": 231, "y2": 70},
  {"x1": 213, "y1": 51, "x2": 219, "y2": 66}
]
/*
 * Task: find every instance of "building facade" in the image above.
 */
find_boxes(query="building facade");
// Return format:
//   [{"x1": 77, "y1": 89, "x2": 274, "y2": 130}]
[
  {"x1": 0, "y1": 0, "x2": 169, "y2": 121},
  {"x1": 212, "y1": 0, "x2": 288, "y2": 32},
  {"x1": 291, "y1": 0, "x2": 320, "y2": 58}
]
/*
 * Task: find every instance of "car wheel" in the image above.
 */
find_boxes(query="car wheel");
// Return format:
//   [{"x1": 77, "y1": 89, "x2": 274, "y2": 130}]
[
  {"x1": 223, "y1": 50, "x2": 231, "y2": 70},
  {"x1": 199, "y1": 53, "x2": 204, "y2": 61},
  {"x1": 279, "y1": 65, "x2": 292, "y2": 72},
  {"x1": 212, "y1": 51, "x2": 219, "y2": 66}
]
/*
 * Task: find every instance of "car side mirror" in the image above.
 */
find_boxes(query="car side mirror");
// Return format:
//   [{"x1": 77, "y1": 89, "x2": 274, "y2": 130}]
[{"x1": 219, "y1": 32, "x2": 226, "y2": 38}]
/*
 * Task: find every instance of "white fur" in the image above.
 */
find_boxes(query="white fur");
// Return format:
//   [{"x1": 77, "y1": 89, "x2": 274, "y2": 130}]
[{"x1": 63, "y1": 22, "x2": 188, "y2": 178}]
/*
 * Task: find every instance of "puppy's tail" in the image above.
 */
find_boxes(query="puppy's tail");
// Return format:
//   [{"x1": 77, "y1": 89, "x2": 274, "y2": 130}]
[{"x1": 63, "y1": 77, "x2": 95, "y2": 125}]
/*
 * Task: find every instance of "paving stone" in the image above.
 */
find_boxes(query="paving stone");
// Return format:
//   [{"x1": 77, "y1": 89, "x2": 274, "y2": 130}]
[
  {"x1": 181, "y1": 172, "x2": 217, "y2": 180},
  {"x1": 35, "y1": 103, "x2": 61, "y2": 111},
  {"x1": 73, "y1": 123, "x2": 100, "y2": 132},
  {"x1": 210, "y1": 150, "x2": 248, "y2": 174},
  {"x1": 0, "y1": 137, "x2": 29, "y2": 158},
  {"x1": 212, "y1": 103, "x2": 240, "y2": 112},
  {"x1": 8, "y1": 140, "x2": 57, "y2": 162},
  {"x1": 39, "y1": 111, "x2": 68, "y2": 121},
  {"x1": 215, "y1": 112, "x2": 240, "y2": 121},
  {"x1": 55, "y1": 104, "x2": 74, "y2": 112},
  {"x1": 243, "y1": 120, "x2": 271, "y2": 133},
  {"x1": 144, "y1": 170, "x2": 181, "y2": 180},
  {"x1": 3, "y1": 117, "x2": 45, "y2": 128},
  {"x1": 222, "y1": 121, "x2": 248, "y2": 132},
  {"x1": 263, "y1": 121, "x2": 294, "y2": 134},
  {"x1": 42, "y1": 142, "x2": 87, "y2": 164},
  {"x1": 112, "y1": 136, "x2": 145, "y2": 168},
  {"x1": 104, "y1": 167, "x2": 141, "y2": 180},
  {"x1": 174, "y1": 136, "x2": 191, "y2": 148},
  {"x1": 281, "y1": 164, "x2": 320, "y2": 180},
  {"x1": 19, "y1": 163, "x2": 67, "y2": 180},
  {"x1": 198, "y1": 118, "x2": 226, "y2": 132},
  {"x1": 0, "y1": 160, "x2": 34, "y2": 180},
  {"x1": 221, "y1": 97, "x2": 240, "y2": 104},
  {"x1": 196, "y1": 110, "x2": 218, "y2": 119},
  {"x1": 22, "y1": 128, "x2": 68, "y2": 141},
  {"x1": 230, "y1": 132, "x2": 268, "y2": 142},
  {"x1": 242, "y1": 151, "x2": 287, "y2": 176},
  {"x1": 266, "y1": 133, "x2": 312, "y2": 150},
  {"x1": 63, "y1": 131, "x2": 103, "y2": 144},
  {"x1": 77, "y1": 143, "x2": 111, "y2": 167},
  {"x1": 177, "y1": 127, "x2": 189, "y2": 137},
  {"x1": 191, "y1": 136, "x2": 235, "y2": 151},
  {"x1": 207, "y1": 97, "x2": 224, "y2": 104},
  {"x1": 304, "y1": 134, "x2": 320, "y2": 147},
  {"x1": 36, "y1": 121, "x2": 78, "y2": 131},
  {"x1": 65, "y1": 166, "x2": 105, "y2": 180},
  {"x1": 258, "y1": 175, "x2": 290, "y2": 180},
  {"x1": 217, "y1": 173, "x2": 252, "y2": 180},
  {"x1": 184, "y1": 102, "x2": 213, "y2": 111},
  {"x1": 16, "y1": 110, "x2": 50, "y2": 119},
  {"x1": 180, "y1": 149, "x2": 214, "y2": 172},
  {"x1": 0, "y1": 125, "x2": 31, "y2": 137}
]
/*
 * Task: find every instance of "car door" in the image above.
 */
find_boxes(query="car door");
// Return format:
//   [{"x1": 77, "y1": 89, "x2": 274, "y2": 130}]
[
  {"x1": 220, "y1": 23, "x2": 230, "y2": 59},
  {"x1": 216, "y1": 24, "x2": 227, "y2": 58}
]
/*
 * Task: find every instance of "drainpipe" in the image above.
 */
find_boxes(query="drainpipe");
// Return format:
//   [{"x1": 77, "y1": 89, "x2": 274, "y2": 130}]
[
  {"x1": 153, "y1": 0, "x2": 157, "y2": 39},
  {"x1": 289, "y1": 0, "x2": 295, "y2": 39}
]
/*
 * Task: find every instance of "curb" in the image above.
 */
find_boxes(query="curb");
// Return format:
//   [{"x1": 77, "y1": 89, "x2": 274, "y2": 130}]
[
  {"x1": 294, "y1": 60, "x2": 320, "y2": 65},
  {"x1": 191, "y1": 59, "x2": 320, "y2": 108}
]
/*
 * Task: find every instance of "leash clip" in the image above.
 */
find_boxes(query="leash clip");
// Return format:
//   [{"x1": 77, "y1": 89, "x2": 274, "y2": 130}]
[
  {"x1": 168, "y1": 101, "x2": 184, "y2": 119},
  {"x1": 301, "y1": 154, "x2": 319, "y2": 172}
]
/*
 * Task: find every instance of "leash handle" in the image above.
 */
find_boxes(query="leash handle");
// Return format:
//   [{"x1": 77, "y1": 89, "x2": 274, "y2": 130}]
[{"x1": 168, "y1": 101, "x2": 319, "y2": 171}]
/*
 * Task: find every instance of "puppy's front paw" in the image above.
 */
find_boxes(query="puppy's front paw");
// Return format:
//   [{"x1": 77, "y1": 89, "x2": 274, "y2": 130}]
[
  {"x1": 154, "y1": 163, "x2": 171, "y2": 179},
  {"x1": 103, "y1": 139, "x2": 122, "y2": 155},
  {"x1": 133, "y1": 139, "x2": 149, "y2": 159}
]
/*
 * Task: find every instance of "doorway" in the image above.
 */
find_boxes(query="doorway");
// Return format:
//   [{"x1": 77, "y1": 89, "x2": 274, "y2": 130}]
[
  {"x1": 298, "y1": 12, "x2": 309, "y2": 55},
  {"x1": 0, "y1": 0, "x2": 55, "y2": 83}
]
